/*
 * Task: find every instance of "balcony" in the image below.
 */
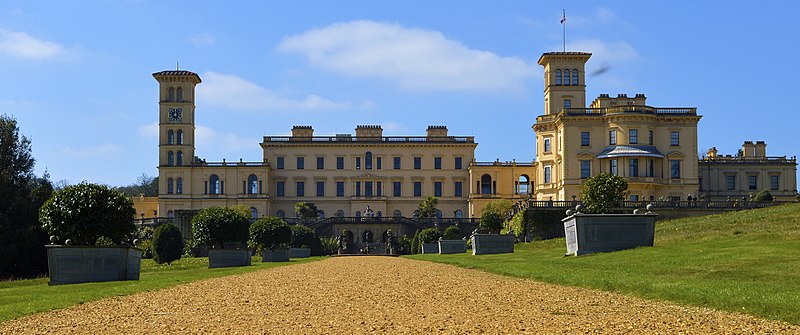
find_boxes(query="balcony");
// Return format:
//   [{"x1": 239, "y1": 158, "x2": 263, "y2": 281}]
[{"x1": 561, "y1": 106, "x2": 697, "y2": 116}]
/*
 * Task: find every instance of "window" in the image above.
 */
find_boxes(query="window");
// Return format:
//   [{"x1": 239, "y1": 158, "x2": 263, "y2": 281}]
[
  {"x1": 555, "y1": 69, "x2": 562, "y2": 85},
  {"x1": 168, "y1": 87, "x2": 175, "y2": 101},
  {"x1": 276, "y1": 210, "x2": 285, "y2": 218},
  {"x1": 544, "y1": 166, "x2": 551, "y2": 183},
  {"x1": 276, "y1": 181, "x2": 285, "y2": 197},
  {"x1": 251, "y1": 207, "x2": 258, "y2": 219},
  {"x1": 167, "y1": 151, "x2": 174, "y2": 166},
  {"x1": 355, "y1": 157, "x2": 361, "y2": 170},
  {"x1": 316, "y1": 181, "x2": 324, "y2": 197},
  {"x1": 647, "y1": 159, "x2": 654, "y2": 177},
  {"x1": 248, "y1": 174, "x2": 258, "y2": 194},
  {"x1": 167, "y1": 178, "x2": 174, "y2": 194},
  {"x1": 376, "y1": 157, "x2": 382, "y2": 170},
  {"x1": 670, "y1": 160, "x2": 681, "y2": 179},
  {"x1": 393, "y1": 157, "x2": 401, "y2": 169},
  {"x1": 335, "y1": 210, "x2": 344, "y2": 218},
  {"x1": 176, "y1": 178, "x2": 183, "y2": 194},
  {"x1": 544, "y1": 138, "x2": 551, "y2": 152},
  {"x1": 434, "y1": 182, "x2": 442, "y2": 197},
  {"x1": 454, "y1": 210, "x2": 463, "y2": 219},
  {"x1": 771, "y1": 175, "x2": 779, "y2": 190},
  {"x1": 365, "y1": 181, "x2": 373, "y2": 197},
  {"x1": 748, "y1": 175, "x2": 757, "y2": 190},
  {"x1": 564, "y1": 69, "x2": 571, "y2": 85},
  {"x1": 414, "y1": 157, "x2": 421, "y2": 169},
  {"x1": 177, "y1": 130, "x2": 183, "y2": 144},
  {"x1": 318, "y1": 210, "x2": 325, "y2": 219},
  {"x1": 167, "y1": 210, "x2": 174, "y2": 219},
  {"x1": 209, "y1": 175, "x2": 220, "y2": 194},
  {"x1": 610, "y1": 159, "x2": 618, "y2": 176},
  {"x1": 365, "y1": 152, "x2": 372, "y2": 170},
  {"x1": 176, "y1": 151, "x2": 183, "y2": 166},
  {"x1": 572, "y1": 69, "x2": 578, "y2": 85},
  {"x1": 434, "y1": 157, "x2": 442, "y2": 170},
  {"x1": 393, "y1": 181, "x2": 402, "y2": 197},
  {"x1": 454, "y1": 181, "x2": 463, "y2": 197},
  {"x1": 167, "y1": 130, "x2": 174, "y2": 145},
  {"x1": 629, "y1": 129, "x2": 638, "y2": 144},
  {"x1": 517, "y1": 175, "x2": 530, "y2": 194},
  {"x1": 317, "y1": 157, "x2": 324, "y2": 170},
  {"x1": 648, "y1": 130, "x2": 653, "y2": 145},
  {"x1": 176, "y1": 87, "x2": 183, "y2": 101},
  {"x1": 355, "y1": 181, "x2": 361, "y2": 196},
  {"x1": 393, "y1": 210, "x2": 402, "y2": 218},
  {"x1": 455, "y1": 157, "x2": 462, "y2": 170},
  {"x1": 481, "y1": 174, "x2": 492, "y2": 194},
  {"x1": 580, "y1": 160, "x2": 591, "y2": 179},
  {"x1": 581, "y1": 132, "x2": 590, "y2": 146},
  {"x1": 296, "y1": 156, "x2": 304, "y2": 170},
  {"x1": 276, "y1": 157, "x2": 284, "y2": 170},
  {"x1": 630, "y1": 195, "x2": 639, "y2": 201},
  {"x1": 336, "y1": 156, "x2": 344, "y2": 170},
  {"x1": 296, "y1": 181, "x2": 305, "y2": 197},
  {"x1": 670, "y1": 131, "x2": 680, "y2": 146},
  {"x1": 413, "y1": 181, "x2": 422, "y2": 197},
  {"x1": 376, "y1": 181, "x2": 382, "y2": 196},
  {"x1": 629, "y1": 158, "x2": 639, "y2": 177},
  {"x1": 336, "y1": 181, "x2": 345, "y2": 197},
  {"x1": 563, "y1": 99, "x2": 571, "y2": 108},
  {"x1": 609, "y1": 130, "x2": 617, "y2": 145},
  {"x1": 726, "y1": 175, "x2": 736, "y2": 190}
]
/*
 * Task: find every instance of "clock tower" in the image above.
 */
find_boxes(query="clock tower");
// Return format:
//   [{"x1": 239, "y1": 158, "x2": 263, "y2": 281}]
[{"x1": 153, "y1": 70, "x2": 201, "y2": 197}]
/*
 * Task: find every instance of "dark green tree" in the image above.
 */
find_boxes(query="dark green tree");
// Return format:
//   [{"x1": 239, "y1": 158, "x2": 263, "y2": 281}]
[
  {"x1": 191, "y1": 206, "x2": 250, "y2": 249},
  {"x1": 580, "y1": 172, "x2": 629, "y2": 214},
  {"x1": 248, "y1": 216, "x2": 291, "y2": 251},
  {"x1": 415, "y1": 196, "x2": 439, "y2": 219},
  {"x1": 290, "y1": 225, "x2": 316, "y2": 248},
  {"x1": 152, "y1": 224, "x2": 184, "y2": 265},
  {"x1": 754, "y1": 190, "x2": 773, "y2": 202},
  {"x1": 294, "y1": 202, "x2": 319, "y2": 220},
  {"x1": 443, "y1": 225, "x2": 461, "y2": 240},
  {"x1": 479, "y1": 210, "x2": 504, "y2": 234}
]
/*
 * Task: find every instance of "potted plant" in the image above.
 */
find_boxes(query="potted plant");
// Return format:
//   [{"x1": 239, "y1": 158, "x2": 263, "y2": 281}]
[
  {"x1": 418, "y1": 228, "x2": 442, "y2": 254},
  {"x1": 39, "y1": 183, "x2": 141, "y2": 285},
  {"x1": 471, "y1": 201, "x2": 515, "y2": 255},
  {"x1": 192, "y1": 206, "x2": 251, "y2": 268},
  {"x1": 438, "y1": 225, "x2": 467, "y2": 254},
  {"x1": 289, "y1": 225, "x2": 315, "y2": 258},
  {"x1": 249, "y1": 217, "x2": 291, "y2": 262}
]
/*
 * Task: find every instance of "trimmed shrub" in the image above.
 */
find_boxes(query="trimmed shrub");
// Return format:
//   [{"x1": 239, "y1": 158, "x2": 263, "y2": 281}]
[
  {"x1": 479, "y1": 210, "x2": 504, "y2": 234},
  {"x1": 249, "y1": 217, "x2": 291, "y2": 251},
  {"x1": 152, "y1": 224, "x2": 184, "y2": 265},
  {"x1": 290, "y1": 225, "x2": 316, "y2": 248},
  {"x1": 443, "y1": 225, "x2": 461, "y2": 240},
  {"x1": 191, "y1": 206, "x2": 250, "y2": 249},
  {"x1": 754, "y1": 190, "x2": 774, "y2": 202},
  {"x1": 418, "y1": 228, "x2": 442, "y2": 244},
  {"x1": 39, "y1": 183, "x2": 136, "y2": 246},
  {"x1": 580, "y1": 172, "x2": 629, "y2": 214}
]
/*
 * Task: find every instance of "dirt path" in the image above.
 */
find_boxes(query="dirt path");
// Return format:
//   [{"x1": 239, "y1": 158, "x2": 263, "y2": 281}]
[{"x1": 2, "y1": 257, "x2": 797, "y2": 334}]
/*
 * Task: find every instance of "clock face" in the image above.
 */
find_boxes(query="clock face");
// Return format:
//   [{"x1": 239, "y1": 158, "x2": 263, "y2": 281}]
[{"x1": 168, "y1": 108, "x2": 182, "y2": 122}]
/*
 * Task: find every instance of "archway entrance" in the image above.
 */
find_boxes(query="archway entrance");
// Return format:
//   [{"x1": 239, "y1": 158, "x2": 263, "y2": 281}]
[{"x1": 363, "y1": 230, "x2": 374, "y2": 243}]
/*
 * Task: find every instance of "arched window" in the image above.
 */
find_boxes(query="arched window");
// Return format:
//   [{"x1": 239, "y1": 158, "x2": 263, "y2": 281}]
[
  {"x1": 572, "y1": 69, "x2": 578, "y2": 85},
  {"x1": 276, "y1": 210, "x2": 285, "y2": 218},
  {"x1": 167, "y1": 210, "x2": 174, "y2": 219},
  {"x1": 564, "y1": 69, "x2": 571, "y2": 85},
  {"x1": 335, "y1": 210, "x2": 344, "y2": 217},
  {"x1": 365, "y1": 151, "x2": 373, "y2": 170},
  {"x1": 355, "y1": 211, "x2": 361, "y2": 218},
  {"x1": 454, "y1": 210, "x2": 463, "y2": 219},
  {"x1": 318, "y1": 210, "x2": 325, "y2": 219},
  {"x1": 167, "y1": 178, "x2": 174, "y2": 194},
  {"x1": 517, "y1": 175, "x2": 530, "y2": 194},
  {"x1": 393, "y1": 209, "x2": 402, "y2": 218},
  {"x1": 435, "y1": 209, "x2": 442, "y2": 219},
  {"x1": 176, "y1": 87, "x2": 183, "y2": 101},
  {"x1": 481, "y1": 174, "x2": 492, "y2": 194},
  {"x1": 248, "y1": 174, "x2": 258, "y2": 194},
  {"x1": 176, "y1": 177, "x2": 183, "y2": 194},
  {"x1": 167, "y1": 130, "x2": 174, "y2": 145},
  {"x1": 251, "y1": 207, "x2": 258, "y2": 219},
  {"x1": 167, "y1": 151, "x2": 174, "y2": 166},
  {"x1": 168, "y1": 87, "x2": 175, "y2": 101},
  {"x1": 209, "y1": 175, "x2": 220, "y2": 194},
  {"x1": 176, "y1": 151, "x2": 183, "y2": 166},
  {"x1": 376, "y1": 211, "x2": 382, "y2": 218},
  {"x1": 555, "y1": 69, "x2": 562, "y2": 85},
  {"x1": 177, "y1": 130, "x2": 183, "y2": 144}
]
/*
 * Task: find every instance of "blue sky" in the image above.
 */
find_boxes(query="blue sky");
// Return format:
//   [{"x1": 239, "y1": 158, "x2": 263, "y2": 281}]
[{"x1": 1, "y1": 1, "x2": 797, "y2": 186}]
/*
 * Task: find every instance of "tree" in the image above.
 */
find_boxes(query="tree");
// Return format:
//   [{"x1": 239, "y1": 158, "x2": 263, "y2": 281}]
[
  {"x1": 416, "y1": 196, "x2": 439, "y2": 219},
  {"x1": 294, "y1": 202, "x2": 319, "y2": 220},
  {"x1": 152, "y1": 223, "x2": 184, "y2": 265},
  {"x1": 191, "y1": 206, "x2": 250, "y2": 249},
  {"x1": 479, "y1": 210, "x2": 504, "y2": 234},
  {"x1": 580, "y1": 172, "x2": 629, "y2": 214},
  {"x1": 114, "y1": 173, "x2": 158, "y2": 197},
  {"x1": 754, "y1": 190, "x2": 774, "y2": 202},
  {"x1": 483, "y1": 200, "x2": 513, "y2": 219},
  {"x1": 249, "y1": 217, "x2": 291, "y2": 251}
]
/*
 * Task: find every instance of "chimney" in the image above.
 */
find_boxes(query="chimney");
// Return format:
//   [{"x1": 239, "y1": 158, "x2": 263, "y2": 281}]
[
  {"x1": 754, "y1": 141, "x2": 767, "y2": 158},
  {"x1": 291, "y1": 126, "x2": 313, "y2": 140},
  {"x1": 633, "y1": 93, "x2": 646, "y2": 105},
  {"x1": 355, "y1": 125, "x2": 382, "y2": 140},
  {"x1": 426, "y1": 125, "x2": 448, "y2": 138},
  {"x1": 707, "y1": 147, "x2": 718, "y2": 158},
  {"x1": 742, "y1": 141, "x2": 755, "y2": 158}
]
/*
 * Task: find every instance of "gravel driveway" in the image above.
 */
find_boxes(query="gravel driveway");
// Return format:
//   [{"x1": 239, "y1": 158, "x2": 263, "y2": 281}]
[{"x1": 2, "y1": 257, "x2": 797, "y2": 334}]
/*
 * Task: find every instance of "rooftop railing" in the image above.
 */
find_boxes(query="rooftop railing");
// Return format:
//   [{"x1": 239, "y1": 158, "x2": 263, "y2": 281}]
[
  {"x1": 562, "y1": 106, "x2": 697, "y2": 116},
  {"x1": 700, "y1": 156, "x2": 797, "y2": 163},
  {"x1": 262, "y1": 136, "x2": 475, "y2": 143}
]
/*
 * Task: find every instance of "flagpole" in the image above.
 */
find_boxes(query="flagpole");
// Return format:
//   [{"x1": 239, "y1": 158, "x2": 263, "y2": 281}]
[{"x1": 562, "y1": 9, "x2": 566, "y2": 52}]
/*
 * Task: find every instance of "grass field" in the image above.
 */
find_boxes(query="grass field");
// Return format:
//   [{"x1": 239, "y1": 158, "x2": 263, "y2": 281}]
[
  {"x1": 0, "y1": 256, "x2": 322, "y2": 323},
  {"x1": 407, "y1": 203, "x2": 800, "y2": 324}
]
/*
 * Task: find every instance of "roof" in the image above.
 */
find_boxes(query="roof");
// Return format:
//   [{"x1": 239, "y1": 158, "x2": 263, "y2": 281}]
[
  {"x1": 596, "y1": 145, "x2": 665, "y2": 159},
  {"x1": 152, "y1": 70, "x2": 202, "y2": 83}
]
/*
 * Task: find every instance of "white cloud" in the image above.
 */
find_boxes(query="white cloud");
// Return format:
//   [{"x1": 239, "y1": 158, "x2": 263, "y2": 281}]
[
  {"x1": 60, "y1": 144, "x2": 122, "y2": 158},
  {"x1": 196, "y1": 125, "x2": 260, "y2": 153},
  {"x1": 278, "y1": 20, "x2": 536, "y2": 92},
  {"x1": 562, "y1": 38, "x2": 639, "y2": 73},
  {"x1": 189, "y1": 33, "x2": 216, "y2": 46},
  {"x1": 0, "y1": 29, "x2": 67, "y2": 60},
  {"x1": 197, "y1": 71, "x2": 368, "y2": 112},
  {"x1": 137, "y1": 122, "x2": 159, "y2": 139},
  {"x1": 594, "y1": 7, "x2": 617, "y2": 23}
]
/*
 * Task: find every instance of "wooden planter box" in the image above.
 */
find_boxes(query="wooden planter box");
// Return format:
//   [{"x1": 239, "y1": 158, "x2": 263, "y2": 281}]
[
  {"x1": 262, "y1": 249, "x2": 291, "y2": 262},
  {"x1": 208, "y1": 249, "x2": 252, "y2": 268},
  {"x1": 421, "y1": 243, "x2": 439, "y2": 254},
  {"x1": 562, "y1": 213, "x2": 657, "y2": 256},
  {"x1": 438, "y1": 240, "x2": 467, "y2": 254},
  {"x1": 289, "y1": 247, "x2": 311, "y2": 258},
  {"x1": 471, "y1": 234, "x2": 514, "y2": 255},
  {"x1": 46, "y1": 245, "x2": 142, "y2": 285}
]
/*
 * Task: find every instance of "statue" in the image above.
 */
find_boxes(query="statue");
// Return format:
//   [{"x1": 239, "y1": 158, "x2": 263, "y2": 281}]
[
  {"x1": 385, "y1": 229, "x2": 396, "y2": 255},
  {"x1": 364, "y1": 205, "x2": 375, "y2": 218}
]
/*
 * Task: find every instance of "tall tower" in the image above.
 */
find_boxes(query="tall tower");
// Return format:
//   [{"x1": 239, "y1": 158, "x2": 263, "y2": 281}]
[
  {"x1": 153, "y1": 70, "x2": 201, "y2": 196},
  {"x1": 538, "y1": 52, "x2": 591, "y2": 115}
]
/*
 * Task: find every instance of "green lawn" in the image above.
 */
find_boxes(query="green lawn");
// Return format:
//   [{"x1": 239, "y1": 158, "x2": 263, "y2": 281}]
[
  {"x1": 407, "y1": 203, "x2": 800, "y2": 324},
  {"x1": 0, "y1": 256, "x2": 322, "y2": 323}
]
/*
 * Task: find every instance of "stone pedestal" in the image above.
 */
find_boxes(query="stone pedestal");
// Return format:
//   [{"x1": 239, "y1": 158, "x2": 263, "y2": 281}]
[
  {"x1": 46, "y1": 245, "x2": 142, "y2": 285},
  {"x1": 471, "y1": 234, "x2": 514, "y2": 255},
  {"x1": 262, "y1": 249, "x2": 291, "y2": 262},
  {"x1": 289, "y1": 248, "x2": 311, "y2": 258},
  {"x1": 421, "y1": 243, "x2": 439, "y2": 254},
  {"x1": 438, "y1": 240, "x2": 467, "y2": 254},
  {"x1": 563, "y1": 213, "x2": 656, "y2": 256},
  {"x1": 208, "y1": 249, "x2": 252, "y2": 268}
]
